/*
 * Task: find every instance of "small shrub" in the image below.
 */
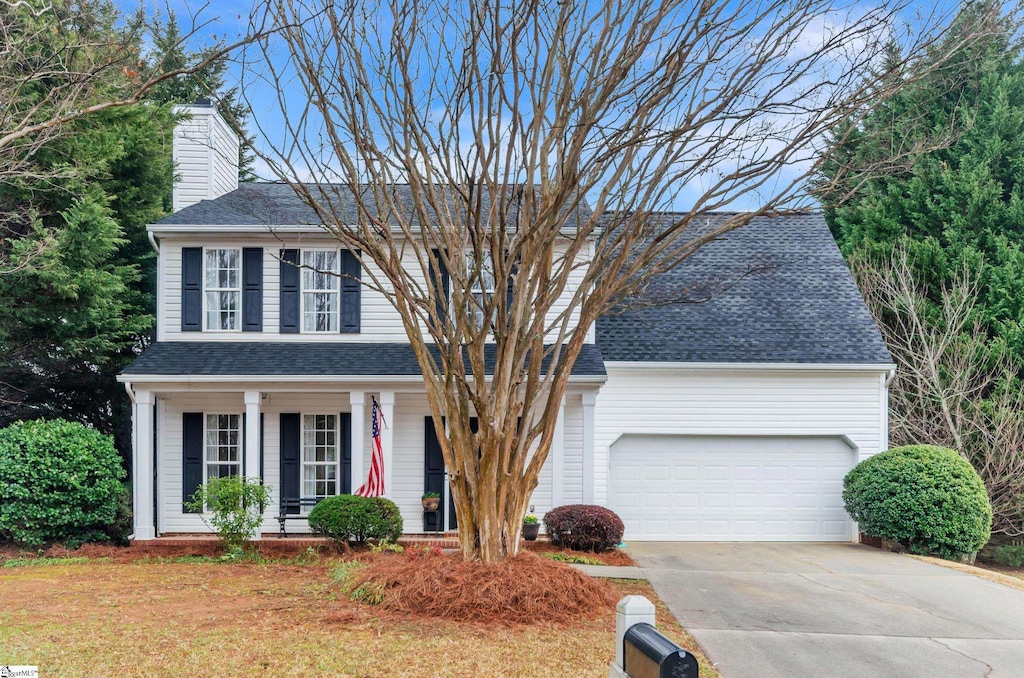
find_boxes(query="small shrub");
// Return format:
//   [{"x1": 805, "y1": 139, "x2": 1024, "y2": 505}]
[
  {"x1": 307, "y1": 494, "x2": 403, "y2": 545},
  {"x1": 370, "y1": 539, "x2": 404, "y2": 554},
  {"x1": 0, "y1": 419, "x2": 126, "y2": 548},
  {"x1": 843, "y1": 445, "x2": 991, "y2": 561},
  {"x1": 544, "y1": 504, "x2": 624, "y2": 552},
  {"x1": 185, "y1": 476, "x2": 271, "y2": 549},
  {"x1": 991, "y1": 544, "x2": 1024, "y2": 568}
]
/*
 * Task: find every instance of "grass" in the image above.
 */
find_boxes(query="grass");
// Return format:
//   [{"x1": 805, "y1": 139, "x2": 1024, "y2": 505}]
[
  {"x1": 537, "y1": 551, "x2": 606, "y2": 566},
  {"x1": 909, "y1": 554, "x2": 1024, "y2": 593},
  {"x1": 0, "y1": 558, "x2": 719, "y2": 677}
]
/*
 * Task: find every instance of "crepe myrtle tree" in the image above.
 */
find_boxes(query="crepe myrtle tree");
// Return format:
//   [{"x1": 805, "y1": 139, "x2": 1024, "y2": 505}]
[{"x1": 243, "y1": 0, "x2": 999, "y2": 562}]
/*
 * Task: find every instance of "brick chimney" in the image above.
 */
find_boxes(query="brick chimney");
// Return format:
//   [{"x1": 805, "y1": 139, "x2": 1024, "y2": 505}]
[{"x1": 172, "y1": 99, "x2": 240, "y2": 212}]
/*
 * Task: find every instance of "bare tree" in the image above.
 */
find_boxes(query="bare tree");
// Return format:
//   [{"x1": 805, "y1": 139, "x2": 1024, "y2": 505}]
[
  {"x1": 854, "y1": 248, "x2": 1024, "y2": 540},
  {"x1": 245, "y1": 0, "x2": 1003, "y2": 561},
  {"x1": 0, "y1": 0, "x2": 266, "y2": 270}
]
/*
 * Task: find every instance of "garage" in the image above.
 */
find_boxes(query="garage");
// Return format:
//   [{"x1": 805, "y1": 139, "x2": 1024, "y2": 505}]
[{"x1": 609, "y1": 435, "x2": 856, "y2": 541}]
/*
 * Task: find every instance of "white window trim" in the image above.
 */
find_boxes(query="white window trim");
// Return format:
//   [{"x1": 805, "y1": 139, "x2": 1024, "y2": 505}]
[
  {"x1": 203, "y1": 412, "x2": 242, "y2": 487},
  {"x1": 301, "y1": 412, "x2": 340, "y2": 501},
  {"x1": 300, "y1": 248, "x2": 340, "y2": 334},
  {"x1": 455, "y1": 250, "x2": 497, "y2": 330},
  {"x1": 202, "y1": 247, "x2": 242, "y2": 332}
]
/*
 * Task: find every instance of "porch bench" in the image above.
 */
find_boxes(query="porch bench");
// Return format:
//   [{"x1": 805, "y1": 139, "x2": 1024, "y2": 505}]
[{"x1": 277, "y1": 497, "x2": 324, "y2": 538}]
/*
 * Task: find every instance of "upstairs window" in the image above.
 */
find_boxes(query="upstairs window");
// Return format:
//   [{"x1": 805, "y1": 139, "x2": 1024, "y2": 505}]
[
  {"x1": 205, "y1": 249, "x2": 241, "y2": 330},
  {"x1": 465, "y1": 251, "x2": 496, "y2": 329},
  {"x1": 302, "y1": 250, "x2": 339, "y2": 332}
]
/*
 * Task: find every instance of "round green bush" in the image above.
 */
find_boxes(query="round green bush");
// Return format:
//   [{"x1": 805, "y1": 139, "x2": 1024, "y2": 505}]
[
  {"x1": 543, "y1": 504, "x2": 624, "y2": 552},
  {"x1": 308, "y1": 494, "x2": 403, "y2": 544},
  {"x1": 843, "y1": 445, "x2": 991, "y2": 560},
  {"x1": 0, "y1": 419, "x2": 127, "y2": 547}
]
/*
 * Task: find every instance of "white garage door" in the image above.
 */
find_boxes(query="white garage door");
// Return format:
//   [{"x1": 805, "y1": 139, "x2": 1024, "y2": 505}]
[{"x1": 609, "y1": 435, "x2": 854, "y2": 541}]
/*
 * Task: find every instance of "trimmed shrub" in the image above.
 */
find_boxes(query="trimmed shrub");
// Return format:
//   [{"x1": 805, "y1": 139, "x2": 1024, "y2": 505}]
[
  {"x1": 843, "y1": 445, "x2": 991, "y2": 560},
  {"x1": 0, "y1": 419, "x2": 126, "y2": 547},
  {"x1": 308, "y1": 494, "x2": 403, "y2": 544},
  {"x1": 543, "y1": 504, "x2": 624, "y2": 552},
  {"x1": 185, "y1": 476, "x2": 272, "y2": 548}
]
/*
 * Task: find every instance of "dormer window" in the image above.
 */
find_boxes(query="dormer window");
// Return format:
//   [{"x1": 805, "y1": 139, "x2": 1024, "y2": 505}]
[
  {"x1": 205, "y1": 249, "x2": 241, "y2": 331},
  {"x1": 302, "y1": 250, "x2": 340, "y2": 332}
]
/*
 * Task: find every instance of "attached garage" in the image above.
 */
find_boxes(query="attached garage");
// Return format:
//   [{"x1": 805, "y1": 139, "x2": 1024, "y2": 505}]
[{"x1": 609, "y1": 435, "x2": 857, "y2": 541}]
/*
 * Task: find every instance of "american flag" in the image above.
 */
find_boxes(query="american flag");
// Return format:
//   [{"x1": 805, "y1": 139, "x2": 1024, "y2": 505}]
[{"x1": 355, "y1": 397, "x2": 387, "y2": 497}]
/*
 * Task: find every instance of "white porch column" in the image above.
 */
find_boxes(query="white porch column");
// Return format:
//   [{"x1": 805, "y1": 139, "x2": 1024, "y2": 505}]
[
  {"x1": 582, "y1": 391, "x2": 597, "y2": 504},
  {"x1": 244, "y1": 391, "x2": 262, "y2": 540},
  {"x1": 133, "y1": 390, "x2": 156, "y2": 540},
  {"x1": 551, "y1": 396, "x2": 566, "y2": 508},
  {"x1": 350, "y1": 391, "x2": 366, "y2": 493},
  {"x1": 379, "y1": 391, "x2": 395, "y2": 498}
]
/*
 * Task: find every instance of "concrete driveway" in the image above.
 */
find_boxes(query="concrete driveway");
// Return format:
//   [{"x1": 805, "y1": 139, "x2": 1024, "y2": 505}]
[{"x1": 629, "y1": 542, "x2": 1024, "y2": 678}]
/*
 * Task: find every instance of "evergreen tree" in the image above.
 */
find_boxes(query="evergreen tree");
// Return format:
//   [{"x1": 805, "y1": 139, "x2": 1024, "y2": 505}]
[{"x1": 817, "y1": 3, "x2": 1024, "y2": 357}]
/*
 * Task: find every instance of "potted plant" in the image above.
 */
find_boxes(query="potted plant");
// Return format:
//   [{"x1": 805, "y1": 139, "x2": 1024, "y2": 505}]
[
  {"x1": 422, "y1": 491, "x2": 440, "y2": 511},
  {"x1": 522, "y1": 513, "x2": 540, "y2": 541}
]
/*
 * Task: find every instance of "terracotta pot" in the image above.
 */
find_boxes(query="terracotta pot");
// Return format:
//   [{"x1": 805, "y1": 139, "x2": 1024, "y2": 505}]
[
  {"x1": 422, "y1": 498, "x2": 440, "y2": 511},
  {"x1": 522, "y1": 522, "x2": 540, "y2": 541}
]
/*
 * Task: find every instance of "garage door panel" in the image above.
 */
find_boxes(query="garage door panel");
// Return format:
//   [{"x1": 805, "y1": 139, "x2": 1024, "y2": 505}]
[{"x1": 610, "y1": 435, "x2": 853, "y2": 541}]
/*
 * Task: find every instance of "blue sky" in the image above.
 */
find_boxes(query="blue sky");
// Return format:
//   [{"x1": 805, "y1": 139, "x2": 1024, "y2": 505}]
[{"x1": 120, "y1": 0, "x2": 969, "y2": 210}]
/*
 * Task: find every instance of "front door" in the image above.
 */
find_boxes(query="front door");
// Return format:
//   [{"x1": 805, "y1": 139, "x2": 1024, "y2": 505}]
[
  {"x1": 424, "y1": 417, "x2": 456, "y2": 531},
  {"x1": 424, "y1": 416, "x2": 478, "y2": 531}
]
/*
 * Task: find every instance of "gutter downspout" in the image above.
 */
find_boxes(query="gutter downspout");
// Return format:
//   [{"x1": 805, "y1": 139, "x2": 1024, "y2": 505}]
[{"x1": 147, "y1": 230, "x2": 159, "y2": 254}]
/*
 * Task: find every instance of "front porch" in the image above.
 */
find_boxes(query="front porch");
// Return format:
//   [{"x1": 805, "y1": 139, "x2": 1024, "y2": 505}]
[{"x1": 122, "y1": 380, "x2": 600, "y2": 541}]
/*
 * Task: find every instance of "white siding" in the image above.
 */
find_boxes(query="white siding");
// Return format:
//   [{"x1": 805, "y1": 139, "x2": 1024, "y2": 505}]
[
  {"x1": 591, "y1": 366, "x2": 886, "y2": 507},
  {"x1": 172, "y1": 114, "x2": 210, "y2": 212},
  {"x1": 172, "y1": 106, "x2": 238, "y2": 212},
  {"x1": 158, "y1": 237, "x2": 591, "y2": 345},
  {"x1": 562, "y1": 396, "x2": 584, "y2": 505}
]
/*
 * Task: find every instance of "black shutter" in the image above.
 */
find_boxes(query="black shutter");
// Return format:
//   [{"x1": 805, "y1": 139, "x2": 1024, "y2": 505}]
[
  {"x1": 340, "y1": 412, "x2": 352, "y2": 494},
  {"x1": 182, "y1": 413, "x2": 204, "y2": 512},
  {"x1": 280, "y1": 413, "x2": 301, "y2": 513},
  {"x1": 339, "y1": 250, "x2": 361, "y2": 333},
  {"x1": 181, "y1": 247, "x2": 203, "y2": 332},
  {"x1": 428, "y1": 249, "x2": 450, "y2": 330},
  {"x1": 279, "y1": 249, "x2": 300, "y2": 333},
  {"x1": 242, "y1": 247, "x2": 263, "y2": 332}
]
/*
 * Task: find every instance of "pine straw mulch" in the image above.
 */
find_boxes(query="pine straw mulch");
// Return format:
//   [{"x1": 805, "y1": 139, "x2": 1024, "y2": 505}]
[
  {"x1": 342, "y1": 549, "x2": 618, "y2": 626},
  {"x1": 0, "y1": 540, "x2": 349, "y2": 563}
]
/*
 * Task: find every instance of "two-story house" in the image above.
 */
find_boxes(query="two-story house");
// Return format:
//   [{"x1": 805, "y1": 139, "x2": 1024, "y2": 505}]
[{"x1": 119, "y1": 103, "x2": 894, "y2": 542}]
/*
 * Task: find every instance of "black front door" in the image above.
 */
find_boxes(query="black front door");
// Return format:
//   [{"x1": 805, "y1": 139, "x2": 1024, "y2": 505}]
[{"x1": 424, "y1": 416, "x2": 478, "y2": 531}]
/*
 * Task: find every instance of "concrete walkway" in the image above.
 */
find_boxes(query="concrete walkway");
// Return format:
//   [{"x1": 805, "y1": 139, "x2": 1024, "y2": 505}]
[{"x1": 629, "y1": 542, "x2": 1024, "y2": 678}]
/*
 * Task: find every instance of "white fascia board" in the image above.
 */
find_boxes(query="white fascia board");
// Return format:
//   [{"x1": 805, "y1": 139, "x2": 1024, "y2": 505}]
[
  {"x1": 606, "y1": 361, "x2": 897, "y2": 372},
  {"x1": 148, "y1": 224, "x2": 335, "y2": 237},
  {"x1": 115, "y1": 373, "x2": 607, "y2": 385}
]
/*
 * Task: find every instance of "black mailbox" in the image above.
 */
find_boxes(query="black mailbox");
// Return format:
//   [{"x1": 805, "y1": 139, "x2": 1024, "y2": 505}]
[{"x1": 623, "y1": 622, "x2": 699, "y2": 678}]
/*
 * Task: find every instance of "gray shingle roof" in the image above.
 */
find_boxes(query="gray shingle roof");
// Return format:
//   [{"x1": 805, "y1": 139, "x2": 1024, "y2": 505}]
[
  {"x1": 122, "y1": 342, "x2": 607, "y2": 377},
  {"x1": 596, "y1": 212, "x2": 893, "y2": 365},
  {"x1": 156, "y1": 182, "x2": 591, "y2": 230}
]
